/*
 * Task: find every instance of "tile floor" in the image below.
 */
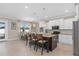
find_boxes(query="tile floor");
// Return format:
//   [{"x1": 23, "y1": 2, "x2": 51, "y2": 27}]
[{"x1": 0, "y1": 40, "x2": 73, "y2": 56}]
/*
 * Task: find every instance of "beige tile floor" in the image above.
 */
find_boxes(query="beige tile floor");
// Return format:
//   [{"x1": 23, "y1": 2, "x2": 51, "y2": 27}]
[{"x1": 0, "y1": 40, "x2": 73, "y2": 56}]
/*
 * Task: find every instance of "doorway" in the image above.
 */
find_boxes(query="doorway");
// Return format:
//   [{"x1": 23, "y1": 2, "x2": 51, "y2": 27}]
[{"x1": 20, "y1": 21, "x2": 31, "y2": 40}]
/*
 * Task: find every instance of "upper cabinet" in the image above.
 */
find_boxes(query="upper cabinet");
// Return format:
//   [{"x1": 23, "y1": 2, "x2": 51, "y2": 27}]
[
  {"x1": 48, "y1": 19, "x2": 64, "y2": 29},
  {"x1": 62, "y1": 18, "x2": 77, "y2": 29},
  {"x1": 38, "y1": 17, "x2": 77, "y2": 30},
  {"x1": 63, "y1": 19, "x2": 72, "y2": 29},
  {"x1": 47, "y1": 17, "x2": 77, "y2": 30},
  {"x1": 47, "y1": 20, "x2": 56, "y2": 29}
]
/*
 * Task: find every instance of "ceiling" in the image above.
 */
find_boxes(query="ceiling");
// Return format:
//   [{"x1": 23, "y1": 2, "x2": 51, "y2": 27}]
[{"x1": 0, "y1": 3, "x2": 76, "y2": 22}]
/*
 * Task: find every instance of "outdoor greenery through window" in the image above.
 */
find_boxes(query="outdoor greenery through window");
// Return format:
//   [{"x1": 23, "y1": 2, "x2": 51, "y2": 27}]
[{"x1": 20, "y1": 21, "x2": 31, "y2": 33}]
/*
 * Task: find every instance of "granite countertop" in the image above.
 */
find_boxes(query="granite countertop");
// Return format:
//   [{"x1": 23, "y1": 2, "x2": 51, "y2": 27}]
[{"x1": 48, "y1": 29, "x2": 73, "y2": 35}]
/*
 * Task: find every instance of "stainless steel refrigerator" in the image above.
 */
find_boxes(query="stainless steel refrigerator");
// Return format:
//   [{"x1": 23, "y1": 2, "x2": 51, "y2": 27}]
[{"x1": 73, "y1": 21, "x2": 79, "y2": 56}]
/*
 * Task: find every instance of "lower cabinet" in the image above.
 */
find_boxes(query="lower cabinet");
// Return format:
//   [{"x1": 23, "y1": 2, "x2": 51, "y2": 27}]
[{"x1": 59, "y1": 34, "x2": 72, "y2": 44}]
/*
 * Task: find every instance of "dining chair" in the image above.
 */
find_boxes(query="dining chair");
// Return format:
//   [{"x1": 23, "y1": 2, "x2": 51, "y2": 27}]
[
  {"x1": 36, "y1": 34, "x2": 49, "y2": 55},
  {"x1": 25, "y1": 34, "x2": 28, "y2": 46},
  {"x1": 28, "y1": 33, "x2": 37, "y2": 50}
]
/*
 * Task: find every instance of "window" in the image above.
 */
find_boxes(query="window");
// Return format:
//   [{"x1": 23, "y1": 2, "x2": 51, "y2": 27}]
[{"x1": 20, "y1": 21, "x2": 31, "y2": 33}]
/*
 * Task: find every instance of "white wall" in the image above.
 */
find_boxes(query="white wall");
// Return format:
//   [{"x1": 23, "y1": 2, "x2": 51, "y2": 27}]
[
  {"x1": 39, "y1": 21, "x2": 47, "y2": 33},
  {"x1": 7, "y1": 19, "x2": 20, "y2": 40},
  {"x1": 31, "y1": 22, "x2": 39, "y2": 33}
]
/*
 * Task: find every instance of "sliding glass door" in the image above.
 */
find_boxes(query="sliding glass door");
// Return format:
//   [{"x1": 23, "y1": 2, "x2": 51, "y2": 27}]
[{"x1": 0, "y1": 22, "x2": 5, "y2": 39}]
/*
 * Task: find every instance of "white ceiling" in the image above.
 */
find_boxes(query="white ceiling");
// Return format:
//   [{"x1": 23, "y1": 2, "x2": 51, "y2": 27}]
[{"x1": 0, "y1": 3, "x2": 76, "y2": 21}]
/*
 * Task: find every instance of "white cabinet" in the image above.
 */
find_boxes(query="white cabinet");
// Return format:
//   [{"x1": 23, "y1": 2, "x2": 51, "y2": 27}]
[
  {"x1": 46, "y1": 18, "x2": 77, "y2": 29},
  {"x1": 48, "y1": 19, "x2": 64, "y2": 29},
  {"x1": 47, "y1": 20, "x2": 56, "y2": 29},
  {"x1": 54, "y1": 20, "x2": 59, "y2": 25},
  {"x1": 63, "y1": 19, "x2": 72, "y2": 29},
  {"x1": 58, "y1": 19, "x2": 64, "y2": 29},
  {"x1": 59, "y1": 34, "x2": 72, "y2": 44},
  {"x1": 61, "y1": 18, "x2": 77, "y2": 29},
  {"x1": 50, "y1": 21, "x2": 56, "y2": 26}
]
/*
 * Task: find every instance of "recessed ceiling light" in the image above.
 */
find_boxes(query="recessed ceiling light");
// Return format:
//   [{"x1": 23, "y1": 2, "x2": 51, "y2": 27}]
[
  {"x1": 25, "y1": 6, "x2": 28, "y2": 8},
  {"x1": 45, "y1": 16, "x2": 48, "y2": 17},
  {"x1": 65, "y1": 9, "x2": 69, "y2": 13}
]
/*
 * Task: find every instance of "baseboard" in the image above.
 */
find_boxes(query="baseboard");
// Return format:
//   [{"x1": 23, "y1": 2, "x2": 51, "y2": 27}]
[
  {"x1": 0, "y1": 38, "x2": 19, "y2": 42},
  {"x1": 0, "y1": 39, "x2": 7, "y2": 42}
]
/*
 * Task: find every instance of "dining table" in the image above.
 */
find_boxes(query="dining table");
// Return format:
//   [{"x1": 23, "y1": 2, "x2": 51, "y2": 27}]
[{"x1": 29, "y1": 32, "x2": 58, "y2": 51}]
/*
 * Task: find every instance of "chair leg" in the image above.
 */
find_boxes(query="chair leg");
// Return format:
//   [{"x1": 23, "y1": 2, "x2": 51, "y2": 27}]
[
  {"x1": 29, "y1": 42, "x2": 31, "y2": 48},
  {"x1": 34, "y1": 41, "x2": 36, "y2": 50},
  {"x1": 41, "y1": 44, "x2": 44, "y2": 55},
  {"x1": 34, "y1": 45, "x2": 36, "y2": 50},
  {"x1": 36, "y1": 43, "x2": 38, "y2": 52},
  {"x1": 47, "y1": 43, "x2": 49, "y2": 53},
  {"x1": 26, "y1": 40, "x2": 28, "y2": 46}
]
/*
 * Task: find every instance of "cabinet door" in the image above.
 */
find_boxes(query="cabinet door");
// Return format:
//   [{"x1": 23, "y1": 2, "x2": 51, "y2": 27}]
[
  {"x1": 47, "y1": 21, "x2": 56, "y2": 29},
  {"x1": 59, "y1": 19, "x2": 64, "y2": 29},
  {"x1": 63, "y1": 20, "x2": 72, "y2": 29},
  {"x1": 59, "y1": 34, "x2": 72, "y2": 44},
  {"x1": 63, "y1": 18, "x2": 77, "y2": 29},
  {"x1": 54, "y1": 20, "x2": 60, "y2": 25}
]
